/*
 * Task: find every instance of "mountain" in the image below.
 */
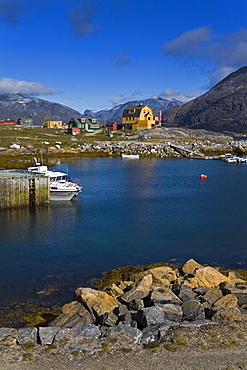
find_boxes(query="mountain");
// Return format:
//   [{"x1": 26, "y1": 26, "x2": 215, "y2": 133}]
[
  {"x1": 84, "y1": 97, "x2": 183, "y2": 123},
  {"x1": 0, "y1": 94, "x2": 82, "y2": 125},
  {"x1": 162, "y1": 66, "x2": 247, "y2": 133}
]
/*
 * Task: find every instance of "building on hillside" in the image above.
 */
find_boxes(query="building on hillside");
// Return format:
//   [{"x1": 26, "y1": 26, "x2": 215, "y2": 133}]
[
  {"x1": 0, "y1": 119, "x2": 16, "y2": 124},
  {"x1": 42, "y1": 116, "x2": 63, "y2": 128},
  {"x1": 68, "y1": 117, "x2": 100, "y2": 133},
  {"x1": 122, "y1": 104, "x2": 154, "y2": 130},
  {"x1": 153, "y1": 110, "x2": 162, "y2": 125},
  {"x1": 17, "y1": 117, "x2": 33, "y2": 125}
]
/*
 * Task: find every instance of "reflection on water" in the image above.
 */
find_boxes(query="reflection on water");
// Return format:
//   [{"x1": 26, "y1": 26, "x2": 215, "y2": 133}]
[{"x1": 1, "y1": 157, "x2": 247, "y2": 326}]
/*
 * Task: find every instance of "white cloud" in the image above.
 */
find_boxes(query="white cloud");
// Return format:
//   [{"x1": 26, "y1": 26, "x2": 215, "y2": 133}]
[
  {"x1": 110, "y1": 88, "x2": 199, "y2": 106},
  {"x1": 162, "y1": 27, "x2": 247, "y2": 88},
  {"x1": 110, "y1": 90, "x2": 145, "y2": 105},
  {"x1": 156, "y1": 88, "x2": 201, "y2": 102},
  {"x1": 0, "y1": 77, "x2": 58, "y2": 95}
]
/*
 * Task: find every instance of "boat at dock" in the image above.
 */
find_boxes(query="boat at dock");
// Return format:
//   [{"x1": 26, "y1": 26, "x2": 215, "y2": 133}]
[{"x1": 27, "y1": 162, "x2": 82, "y2": 201}]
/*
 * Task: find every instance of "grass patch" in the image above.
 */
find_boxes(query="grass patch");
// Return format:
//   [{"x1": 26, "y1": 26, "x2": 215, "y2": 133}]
[
  {"x1": 101, "y1": 342, "x2": 110, "y2": 353},
  {"x1": 45, "y1": 344, "x2": 57, "y2": 352},
  {"x1": 120, "y1": 348, "x2": 133, "y2": 353},
  {"x1": 22, "y1": 342, "x2": 35, "y2": 349},
  {"x1": 22, "y1": 353, "x2": 34, "y2": 360},
  {"x1": 144, "y1": 342, "x2": 160, "y2": 349},
  {"x1": 166, "y1": 343, "x2": 179, "y2": 352}
]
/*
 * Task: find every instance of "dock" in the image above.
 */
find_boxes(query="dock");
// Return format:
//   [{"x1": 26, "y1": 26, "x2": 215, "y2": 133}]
[
  {"x1": 169, "y1": 143, "x2": 205, "y2": 158},
  {"x1": 0, "y1": 170, "x2": 50, "y2": 209}
]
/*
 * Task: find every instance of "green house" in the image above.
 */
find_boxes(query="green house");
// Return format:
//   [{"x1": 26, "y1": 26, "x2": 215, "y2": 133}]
[{"x1": 68, "y1": 117, "x2": 100, "y2": 131}]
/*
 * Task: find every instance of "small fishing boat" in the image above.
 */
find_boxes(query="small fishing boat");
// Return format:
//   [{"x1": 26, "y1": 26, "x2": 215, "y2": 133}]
[
  {"x1": 27, "y1": 161, "x2": 82, "y2": 201},
  {"x1": 121, "y1": 154, "x2": 139, "y2": 159}
]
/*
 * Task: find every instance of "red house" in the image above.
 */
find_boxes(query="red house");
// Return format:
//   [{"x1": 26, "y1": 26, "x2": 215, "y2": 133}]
[
  {"x1": 106, "y1": 122, "x2": 118, "y2": 131},
  {"x1": 68, "y1": 127, "x2": 80, "y2": 135}
]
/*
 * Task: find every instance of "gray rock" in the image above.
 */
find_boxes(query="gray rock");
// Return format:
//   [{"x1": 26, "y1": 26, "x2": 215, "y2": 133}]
[
  {"x1": 128, "y1": 299, "x2": 144, "y2": 311},
  {"x1": 151, "y1": 286, "x2": 182, "y2": 305},
  {"x1": 162, "y1": 304, "x2": 183, "y2": 322},
  {"x1": 99, "y1": 311, "x2": 118, "y2": 326},
  {"x1": 48, "y1": 301, "x2": 94, "y2": 328},
  {"x1": 199, "y1": 288, "x2": 223, "y2": 305},
  {"x1": 104, "y1": 322, "x2": 142, "y2": 344},
  {"x1": 114, "y1": 304, "x2": 130, "y2": 317},
  {"x1": 17, "y1": 328, "x2": 37, "y2": 345},
  {"x1": 39, "y1": 327, "x2": 60, "y2": 345},
  {"x1": 182, "y1": 300, "x2": 205, "y2": 321},
  {"x1": 118, "y1": 312, "x2": 138, "y2": 327},
  {"x1": 0, "y1": 328, "x2": 17, "y2": 345},
  {"x1": 140, "y1": 324, "x2": 160, "y2": 346},
  {"x1": 54, "y1": 328, "x2": 76, "y2": 343},
  {"x1": 193, "y1": 286, "x2": 209, "y2": 296},
  {"x1": 136, "y1": 306, "x2": 165, "y2": 328},
  {"x1": 211, "y1": 307, "x2": 242, "y2": 321},
  {"x1": 220, "y1": 282, "x2": 247, "y2": 306},
  {"x1": 158, "y1": 321, "x2": 179, "y2": 339},
  {"x1": 178, "y1": 284, "x2": 197, "y2": 302},
  {"x1": 73, "y1": 324, "x2": 101, "y2": 339}
]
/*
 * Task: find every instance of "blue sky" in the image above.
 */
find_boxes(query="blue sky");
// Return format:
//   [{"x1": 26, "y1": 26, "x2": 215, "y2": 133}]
[{"x1": 1, "y1": 0, "x2": 247, "y2": 113}]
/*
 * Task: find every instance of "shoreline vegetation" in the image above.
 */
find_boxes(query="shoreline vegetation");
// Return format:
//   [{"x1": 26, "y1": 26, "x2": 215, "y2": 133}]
[
  {"x1": 0, "y1": 124, "x2": 247, "y2": 169},
  {"x1": 1, "y1": 260, "x2": 247, "y2": 328}
]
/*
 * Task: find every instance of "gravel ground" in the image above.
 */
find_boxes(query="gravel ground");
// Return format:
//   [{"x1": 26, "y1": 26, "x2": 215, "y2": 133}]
[
  {"x1": 1, "y1": 345, "x2": 247, "y2": 370},
  {"x1": 1, "y1": 322, "x2": 247, "y2": 370}
]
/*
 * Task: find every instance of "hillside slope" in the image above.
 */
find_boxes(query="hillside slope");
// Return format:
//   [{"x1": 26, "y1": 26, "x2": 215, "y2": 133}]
[{"x1": 162, "y1": 66, "x2": 247, "y2": 133}]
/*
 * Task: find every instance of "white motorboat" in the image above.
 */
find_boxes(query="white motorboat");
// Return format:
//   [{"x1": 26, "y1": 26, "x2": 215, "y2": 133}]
[
  {"x1": 121, "y1": 154, "x2": 139, "y2": 159},
  {"x1": 27, "y1": 162, "x2": 82, "y2": 201}
]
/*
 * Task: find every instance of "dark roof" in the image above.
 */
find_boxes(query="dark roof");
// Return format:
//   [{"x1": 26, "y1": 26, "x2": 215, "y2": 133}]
[{"x1": 122, "y1": 104, "x2": 152, "y2": 117}]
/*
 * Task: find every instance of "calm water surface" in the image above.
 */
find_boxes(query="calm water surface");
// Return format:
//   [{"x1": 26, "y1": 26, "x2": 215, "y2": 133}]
[{"x1": 1, "y1": 157, "x2": 247, "y2": 320}]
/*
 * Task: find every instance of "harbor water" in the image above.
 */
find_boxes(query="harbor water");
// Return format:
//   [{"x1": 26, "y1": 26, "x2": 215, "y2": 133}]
[{"x1": 1, "y1": 157, "x2": 247, "y2": 325}]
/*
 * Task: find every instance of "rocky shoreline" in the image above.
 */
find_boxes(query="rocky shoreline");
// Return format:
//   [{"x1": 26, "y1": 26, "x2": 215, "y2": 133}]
[
  {"x1": 1, "y1": 128, "x2": 247, "y2": 163},
  {"x1": 1, "y1": 259, "x2": 247, "y2": 368}
]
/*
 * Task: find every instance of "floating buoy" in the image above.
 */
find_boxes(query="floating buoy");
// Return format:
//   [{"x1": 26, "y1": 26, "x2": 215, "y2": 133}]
[{"x1": 200, "y1": 174, "x2": 208, "y2": 179}]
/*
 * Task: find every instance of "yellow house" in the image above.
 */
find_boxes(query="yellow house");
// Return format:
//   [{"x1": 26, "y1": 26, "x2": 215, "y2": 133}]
[
  {"x1": 122, "y1": 104, "x2": 154, "y2": 130},
  {"x1": 43, "y1": 116, "x2": 63, "y2": 128}
]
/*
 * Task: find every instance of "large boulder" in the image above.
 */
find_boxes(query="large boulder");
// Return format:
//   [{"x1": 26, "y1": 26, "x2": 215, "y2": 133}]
[
  {"x1": 162, "y1": 304, "x2": 183, "y2": 322},
  {"x1": 182, "y1": 259, "x2": 203, "y2": 275},
  {"x1": 213, "y1": 294, "x2": 238, "y2": 308},
  {"x1": 75, "y1": 287, "x2": 120, "y2": 318},
  {"x1": 184, "y1": 266, "x2": 231, "y2": 288},
  {"x1": 136, "y1": 306, "x2": 165, "y2": 328},
  {"x1": 220, "y1": 282, "x2": 247, "y2": 306},
  {"x1": 151, "y1": 286, "x2": 182, "y2": 305},
  {"x1": 199, "y1": 288, "x2": 223, "y2": 305},
  {"x1": 130, "y1": 266, "x2": 176, "y2": 285},
  {"x1": 211, "y1": 307, "x2": 242, "y2": 321},
  {"x1": 120, "y1": 274, "x2": 153, "y2": 303},
  {"x1": 48, "y1": 301, "x2": 94, "y2": 328},
  {"x1": 104, "y1": 322, "x2": 142, "y2": 344},
  {"x1": 182, "y1": 300, "x2": 205, "y2": 321}
]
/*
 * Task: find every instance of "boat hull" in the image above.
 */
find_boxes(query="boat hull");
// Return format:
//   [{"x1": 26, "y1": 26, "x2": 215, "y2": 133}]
[{"x1": 50, "y1": 190, "x2": 79, "y2": 201}]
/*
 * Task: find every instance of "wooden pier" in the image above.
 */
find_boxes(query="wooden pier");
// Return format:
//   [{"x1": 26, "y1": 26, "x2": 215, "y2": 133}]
[{"x1": 0, "y1": 170, "x2": 50, "y2": 209}]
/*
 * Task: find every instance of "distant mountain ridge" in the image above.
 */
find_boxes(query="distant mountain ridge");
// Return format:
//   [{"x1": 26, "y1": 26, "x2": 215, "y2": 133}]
[
  {"x1": 84, "y1": 97, "x2": 183, "y2": 123},
  {"x1": 162, "y1": 66, "x2": 247, "y2": 133},
  {"x1": 0, "y1": 94, "x2": 183, "y2": 126},
  {"x1": 0, "y1": 94, "x2": 82, "y2": 125}
]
